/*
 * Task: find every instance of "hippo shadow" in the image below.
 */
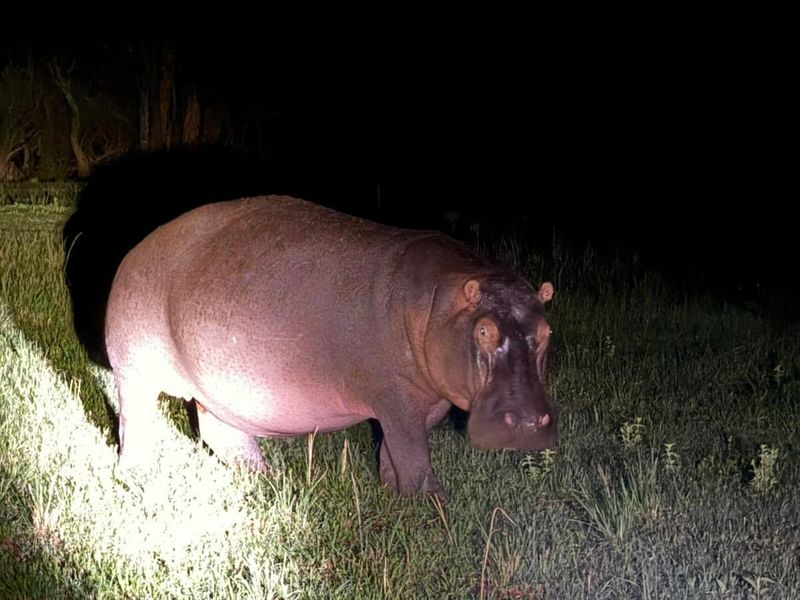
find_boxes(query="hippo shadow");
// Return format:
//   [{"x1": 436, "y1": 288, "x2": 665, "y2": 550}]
[
  {"x1": 62, "y1": 147, "x2": 416, "y2": 455},
  {"x1": 63, "y1": 148, "x2": 286, "y2": 367}
]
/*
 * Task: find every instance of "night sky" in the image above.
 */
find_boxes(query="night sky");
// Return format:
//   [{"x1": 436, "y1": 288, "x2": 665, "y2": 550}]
[{"x1": 4, "y1": 18, "x2": 793, "y2": 309}]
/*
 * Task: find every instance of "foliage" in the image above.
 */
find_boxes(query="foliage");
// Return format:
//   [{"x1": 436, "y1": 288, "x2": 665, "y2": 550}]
[
  {"x1": 750, "y1": 445, "x2": 780, "y2": 494},
  {"x1": 0, "y1": 43, "x2": 247, "y2": 182}
]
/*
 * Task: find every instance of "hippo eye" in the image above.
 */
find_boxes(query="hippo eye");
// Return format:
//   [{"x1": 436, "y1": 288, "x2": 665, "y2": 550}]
[{"x1": 475, "y1": 318, "x2": 500, "y2": 352}]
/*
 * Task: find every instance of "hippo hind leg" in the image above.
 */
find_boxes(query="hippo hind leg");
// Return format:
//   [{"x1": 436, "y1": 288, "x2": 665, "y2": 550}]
[
  {"x1": 195, "y1": 401, "x2": 272, "y2": 474},
  {"x1": 116, "y1": 374, "x2": 162, "y2": 470}
]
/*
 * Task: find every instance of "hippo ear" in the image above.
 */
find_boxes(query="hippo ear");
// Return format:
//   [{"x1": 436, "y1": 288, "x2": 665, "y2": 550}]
[
  {"x1": 538, "y1": 282, "x2": 554, "y2": 304},
  {"x1": 463, "y1": 279, "x2": 482, "y2": 306}
]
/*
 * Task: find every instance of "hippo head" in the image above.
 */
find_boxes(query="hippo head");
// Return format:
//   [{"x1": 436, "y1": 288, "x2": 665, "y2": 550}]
[{"x1": 425, "y1": 275, "x2": 556, "y2": 451}]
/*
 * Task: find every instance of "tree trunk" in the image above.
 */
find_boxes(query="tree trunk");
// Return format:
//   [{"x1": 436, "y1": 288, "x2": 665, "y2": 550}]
[
  {"x1": 139, "y1": 67, "x2": 151, "y2": 151},
  {"x1": 202, "y1": 104, "x2": 226, "y2": 145},
  {"x1": 159, "y1": 46, "x2": 176, "y2": 149},
  {"x1": 37, "y1": 92, "x2": 70, "y2": 179},
  {"x1": 66, "y1": 99, "x2": 91, "y2": 177},
  {"x1": 51, "y1": 61, "x2": 91, "y2": 178},
  {"x1": 0, "y1": 152, "x2": 9, "y2": 181},
  {"x1": 139, "y1": 42, "x2": 180, "y2": 150},
  {"x1": 182, "y1": 89, "x2": 201, "y2": 146}
]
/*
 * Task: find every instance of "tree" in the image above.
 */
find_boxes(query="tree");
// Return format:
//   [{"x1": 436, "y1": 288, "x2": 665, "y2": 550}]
[
  {"x1": 50, "y1": 59, "x2": 92, "y2": 177},
  {"x1": 0, "y1": 65, "x2": 38, "y2": 181}
]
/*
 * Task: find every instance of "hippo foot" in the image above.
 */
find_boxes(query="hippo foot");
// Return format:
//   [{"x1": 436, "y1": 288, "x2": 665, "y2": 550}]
[
  {"x1": 115, "y1": 447, "x2": 156, "y2": 487},
  {"x1": 231, "y1": 452, "x2": 275, "y2": 477},
  {"x1": 195, "y1": 403, "x2": 272, "y2": 475},
  {"x1": 380, "y1": 474, "x2": 447, "y2": 503},
  {"x1": 379, "y1": 458, "x2": 445, "y2": 499},
  {"x1": 420, "y1": 474, "x2": 447, "y2": 502},
  {"x1": 202, "y1": 437, "x2": 273, "y2": 476}
]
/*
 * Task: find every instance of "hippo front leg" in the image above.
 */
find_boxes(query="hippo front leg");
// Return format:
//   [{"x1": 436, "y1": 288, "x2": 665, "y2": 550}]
[
  {"x1": 375, "y1": 396, "x2": 449, "y2": 497},
  {"x1": 195, "y1": 401, "x2": 271, "y2": 474},
  {"x1": 378, "y1": 423, "x2": 442, "y2": 497}
]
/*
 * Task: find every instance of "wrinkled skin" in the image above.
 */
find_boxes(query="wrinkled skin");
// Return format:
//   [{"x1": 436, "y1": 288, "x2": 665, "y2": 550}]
[{"x1": 106, "y1": 196, "x2": 556, "y2": 496}]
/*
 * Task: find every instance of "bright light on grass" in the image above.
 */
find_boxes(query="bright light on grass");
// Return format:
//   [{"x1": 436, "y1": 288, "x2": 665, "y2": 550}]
[{"x1": 0, "y1": 302, "x2": 309, "y2": 597}]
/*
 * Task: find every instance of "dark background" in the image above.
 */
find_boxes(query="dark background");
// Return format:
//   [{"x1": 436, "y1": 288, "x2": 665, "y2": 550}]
[{"x1": 3, "y1": 16, "x2": 794, "y2": 314}]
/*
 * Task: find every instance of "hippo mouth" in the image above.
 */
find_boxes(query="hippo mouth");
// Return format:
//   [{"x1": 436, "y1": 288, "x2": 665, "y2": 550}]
[{"x1": 467, "y1": 409, "x2": 558, "y2": 451}]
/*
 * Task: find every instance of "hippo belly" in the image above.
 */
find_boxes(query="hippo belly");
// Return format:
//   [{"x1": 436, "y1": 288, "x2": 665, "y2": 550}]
[
  {"x1": 159, "y1": 257, "x2": 379, "y2": 436},
  {"x1": 177, "y1": 357, "x2": 371, "y2": 438}
]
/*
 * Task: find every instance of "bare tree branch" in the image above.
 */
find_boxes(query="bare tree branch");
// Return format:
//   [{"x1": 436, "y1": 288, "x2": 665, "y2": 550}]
[{"x1": 50, "y1": 58, "x2": 91, "y2": 177}]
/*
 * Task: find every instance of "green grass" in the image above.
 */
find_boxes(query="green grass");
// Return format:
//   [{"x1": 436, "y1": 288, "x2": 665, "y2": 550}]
[{"x1": 1, "y1": 204, "x2": 799, "y2": 598}]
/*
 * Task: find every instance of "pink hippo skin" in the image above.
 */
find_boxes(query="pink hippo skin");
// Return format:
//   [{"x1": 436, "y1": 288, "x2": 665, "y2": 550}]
[{"x1": 105, "y1": 196, "x2": 556, "y2": 496}]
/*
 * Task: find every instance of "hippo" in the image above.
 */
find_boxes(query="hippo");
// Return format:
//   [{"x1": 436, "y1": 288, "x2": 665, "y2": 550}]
[{"x1": 105, "y1": 195, "x2": 556, "y2": 496}]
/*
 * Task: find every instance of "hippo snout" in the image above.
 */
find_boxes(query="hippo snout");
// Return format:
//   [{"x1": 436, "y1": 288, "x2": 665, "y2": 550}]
[{"x1": 469, "y1": 401, "x2": 558, "y2": 451}]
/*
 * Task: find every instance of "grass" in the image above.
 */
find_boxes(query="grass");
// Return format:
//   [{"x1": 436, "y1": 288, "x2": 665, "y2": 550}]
[{"x1": 1, "y1": 203, "x2": 799, "y2": 598}]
